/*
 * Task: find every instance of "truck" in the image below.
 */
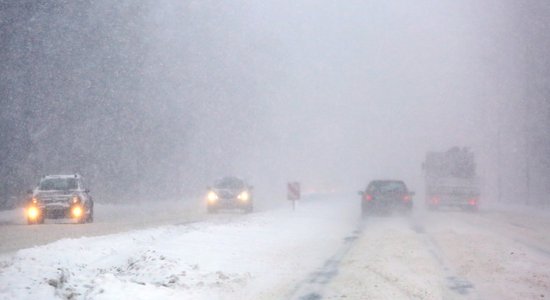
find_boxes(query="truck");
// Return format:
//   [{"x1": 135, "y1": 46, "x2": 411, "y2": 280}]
[{"x1": 422, "y1": 147, "x2": 480, "y2": 211}]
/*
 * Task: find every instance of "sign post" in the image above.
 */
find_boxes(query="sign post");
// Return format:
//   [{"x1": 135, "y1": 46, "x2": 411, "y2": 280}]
[{"x1": 287, "y1": 182, "x2": 300, "y2": 211}]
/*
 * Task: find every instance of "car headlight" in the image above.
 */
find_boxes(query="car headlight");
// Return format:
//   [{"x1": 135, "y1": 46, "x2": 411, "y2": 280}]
[
  {"x1": 27, "y1": 206, "x2": 40, "y2": 219},
  {"x1": 238, "y1": 191, "x2": 250, "y2": 202},
  {"x1": 207, "y1": 191, "x2": 218, "y2": 203},
  {"x1": 71, "y1": 205, "x2": 83, "y2": 218}
]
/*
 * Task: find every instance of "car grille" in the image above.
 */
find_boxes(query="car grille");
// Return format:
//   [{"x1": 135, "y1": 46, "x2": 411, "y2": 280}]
[
  {"x1": 45, "y1": 208, "x2": 68, "y2": 218},
  {"x1": 217, "y1": 190, "x2": 237, "y2": 199},
  {"x1": 38, "y1": 193, "x2": 71, "y2": 204}
]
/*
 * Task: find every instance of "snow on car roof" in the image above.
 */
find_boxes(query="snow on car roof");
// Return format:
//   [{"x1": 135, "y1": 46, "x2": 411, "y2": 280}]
[{"x1": 42, "y1": 174, "x2": 81, "y2": 179}]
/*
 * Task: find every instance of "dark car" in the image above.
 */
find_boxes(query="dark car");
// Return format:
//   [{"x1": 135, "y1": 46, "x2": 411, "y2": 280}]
[
  {"x1": 206, "y1": 177, "x2": 253, "y2": 213},
  {"x1": 26, "y1": 174, "x2": 94, "y2": 224},
  {"x1": 358, "y1": 180, "x2": 414, "y2": 216}
]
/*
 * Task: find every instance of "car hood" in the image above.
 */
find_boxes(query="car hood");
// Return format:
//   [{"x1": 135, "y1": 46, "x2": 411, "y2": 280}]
[
  {"x1": 213, "y1": 188, "x2": 245, "y2": 199},
  {"x1": 34, "y1": 190, "x2": 77, "y2": 204}
]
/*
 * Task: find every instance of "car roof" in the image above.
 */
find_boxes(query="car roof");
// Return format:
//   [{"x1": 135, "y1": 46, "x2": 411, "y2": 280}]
[
  {"x1": 215, "y1": 176, "x2": 244, "y2": 182},
  {"x1": 369, "y1": 179, "x2": 405, "y2": 184},
  {"x1": 42, "y1": 174, "x2": 81, "y2": 180}
]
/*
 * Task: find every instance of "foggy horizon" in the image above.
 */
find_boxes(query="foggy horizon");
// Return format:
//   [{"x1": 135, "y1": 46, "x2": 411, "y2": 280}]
[{"x1": 1, "y1": 0, "x2": 548, "y2": 205}]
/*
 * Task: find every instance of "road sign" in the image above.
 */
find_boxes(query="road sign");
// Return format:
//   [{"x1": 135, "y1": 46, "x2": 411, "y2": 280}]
[{"x1": 287, "y1": 182, "x2": 300, "y2": 201}]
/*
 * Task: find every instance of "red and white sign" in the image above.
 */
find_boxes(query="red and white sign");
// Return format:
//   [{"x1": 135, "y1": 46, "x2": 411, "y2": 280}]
[{"x1": 287, "y1": 182, "x2": 300, "y2": 201}]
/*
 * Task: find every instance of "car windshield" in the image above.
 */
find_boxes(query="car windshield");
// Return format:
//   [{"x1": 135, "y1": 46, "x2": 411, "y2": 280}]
[
  {"x1": 38, "y1": 178, "x2": 77, "y2": 191},
  {"x1": 372, "y1": 181, "x2": 406, "y2": 194},
  {"x1": 214, "y1": 177, "x2": 245, "y2": 189}
]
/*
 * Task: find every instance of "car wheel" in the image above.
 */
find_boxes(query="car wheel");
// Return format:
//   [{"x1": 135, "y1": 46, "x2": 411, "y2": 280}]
[
  {"x1": 207, "y1": 207, "x2": 218, "y2": 214},
  {"x1": 244, "y1": 205, "x2": 253, "y2": 214},
  {"x1": 465, "y1": 205, "x2": 478, "y2": 213}
]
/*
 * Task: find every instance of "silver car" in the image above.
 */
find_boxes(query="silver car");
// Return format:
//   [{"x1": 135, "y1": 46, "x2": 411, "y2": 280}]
[
  {"x1": 26, "y1": 174, "x2": 94, "y2": 224},
  {"x1": 206, "y1": 177, "x2": 253, "y2": 214}
]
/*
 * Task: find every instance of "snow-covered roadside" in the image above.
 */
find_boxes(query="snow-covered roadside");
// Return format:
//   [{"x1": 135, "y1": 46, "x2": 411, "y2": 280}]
[
  {"x1": 0, "y1": 199, "x2": 203, "y2": 226},
  {"x1": 419, "y1": 210, "x2": 550, "y2": 300},
  {"x1": 483, "y1": 201, "x2": 550, "y2": 217},
  {"x1": 0, "y1": 208, "x2": 23, "y2": 225},
  {"x1": 0, "y1": 196, "x2": 360, "y2": 300},
  {"x1": 0, "y1": 199, "x2": 206, "y2": 254}
]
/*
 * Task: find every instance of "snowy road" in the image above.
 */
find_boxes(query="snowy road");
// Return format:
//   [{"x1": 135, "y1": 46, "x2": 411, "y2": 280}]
[
  {"x1": 320, "y1": 210, "x2": 550, "y2": 299},
  {"x1": 1, "y1": 196, "x2": 550, "y2": 299},
  {"x1": 0, "y1": 201, "x2": 205, "y2": 254}
]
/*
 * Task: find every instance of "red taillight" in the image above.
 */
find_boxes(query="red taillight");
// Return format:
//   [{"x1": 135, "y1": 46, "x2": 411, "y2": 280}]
[
  {"x1": 431, "y1": 196, "x2": 440, "y2": 204},
  {"x1": 468, "y1": 199, "x2": 477, "y2": 206},
  {"x1": 364, "y1": 194, "x2": 373, "y2": 201},
  {"x1": 403, "y1": 195, "x2": 411, "y2": 202}
]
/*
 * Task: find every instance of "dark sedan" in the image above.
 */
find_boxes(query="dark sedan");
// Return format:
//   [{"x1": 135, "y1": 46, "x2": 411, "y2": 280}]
[{"x1": 359, "y1": 180, "x2": 414, "y2": 216}]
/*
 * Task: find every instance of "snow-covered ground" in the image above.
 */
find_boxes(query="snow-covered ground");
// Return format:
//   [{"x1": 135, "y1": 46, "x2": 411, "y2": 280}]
[
  {"x1": 0, "y1": 200, "x2": 205, "y2": 254},
  {"x1": 322, "y1": 209, "x2": 550, "y2": 299},
  {"x1": 1, "y1": 195, "x2": 550, "y2": 299},
  {"x1": 0, "y1": 196, "x2": 358, "y2": 299}
]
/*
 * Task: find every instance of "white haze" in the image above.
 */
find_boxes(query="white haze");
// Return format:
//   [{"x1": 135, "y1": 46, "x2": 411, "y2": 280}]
[
  {"x1": 142, "y1": 1, "x2": 520, "y2": 201},
  {"x1": 1, "y1": 0, "x2": 548, "y2": 206}
]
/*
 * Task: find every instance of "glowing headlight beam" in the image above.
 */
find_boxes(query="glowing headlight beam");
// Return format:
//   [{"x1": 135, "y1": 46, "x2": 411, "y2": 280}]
[
  {"x1": 27, "y1": 206, "x2": 40, "y2": 219},
  {"x1": 238, "y1": 191, "x2": 250, "y2": 202},
  {"x1": 71, "y1": 206, "x2": 83, "y2": 218},
  {"x1": 207, "y1": 191, "x2": 218, "y2": 203}
]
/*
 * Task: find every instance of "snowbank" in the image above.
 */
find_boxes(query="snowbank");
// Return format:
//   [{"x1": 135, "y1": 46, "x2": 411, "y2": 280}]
[{"x1": 0, "y1": 196, "x2": 359, "y2": 300}]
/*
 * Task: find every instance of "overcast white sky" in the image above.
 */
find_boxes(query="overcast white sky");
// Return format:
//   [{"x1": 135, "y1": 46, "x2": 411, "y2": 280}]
[
  {"x1": 153, "y1": 1, "x2": 517, "y2": 196},
  {"x1": 142, "y1": 0, "x2": 526, "y2": 199},
  {"x1": 1, "y1": 0, "x2": 545, "y2": 205}
]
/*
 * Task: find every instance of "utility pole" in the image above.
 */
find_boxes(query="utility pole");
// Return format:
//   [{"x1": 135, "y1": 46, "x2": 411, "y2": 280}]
[
  {"x1": 497, "y1": 124, "x2": 502, "y2": 203},
  {"x1": 524, "y1": 98, "x2": 531, "y2": 206},
  {"x1": 522, "y1": 7, "x2": 532, "y2": 206}
]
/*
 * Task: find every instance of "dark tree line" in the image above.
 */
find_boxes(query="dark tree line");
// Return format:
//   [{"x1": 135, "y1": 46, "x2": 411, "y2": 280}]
[
  {"x1": 0, "y1": 0, "x2": 274, "y2": 207},
  {"x1": 0, "y1": 1, "x2": 160, "y2": 206}
]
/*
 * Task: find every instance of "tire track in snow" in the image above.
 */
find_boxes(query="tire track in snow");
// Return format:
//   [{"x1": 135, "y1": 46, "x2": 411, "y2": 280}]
[
  {"x1": 288, "y1": 222, "x2": 365, "y2": 300},
  {"x1": 290, "y1": 216, "x2": 424, "y2": 300},
  {"x1": 410, "y1": 220, "x2": 479, "y2": 299}
]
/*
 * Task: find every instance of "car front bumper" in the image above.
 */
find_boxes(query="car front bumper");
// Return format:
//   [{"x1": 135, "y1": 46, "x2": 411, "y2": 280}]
[{"x1": 208, "y1": 198, "x2": 252, "y2": 209}]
